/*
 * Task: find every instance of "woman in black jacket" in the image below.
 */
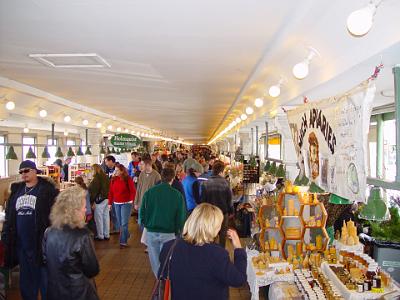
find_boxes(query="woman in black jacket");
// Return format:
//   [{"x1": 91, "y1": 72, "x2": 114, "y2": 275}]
[
  {"x1": 159, "y1": 203, "x2": 246, "y2": 300},
  {"x1": 43, "y1": 186, "x2": 99, "y2": 300}
]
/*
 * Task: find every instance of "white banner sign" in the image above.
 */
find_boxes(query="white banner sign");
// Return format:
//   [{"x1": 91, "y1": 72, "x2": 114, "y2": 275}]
[{"x1": 287, "y1": 83, "x2": 376, "y2": 202}]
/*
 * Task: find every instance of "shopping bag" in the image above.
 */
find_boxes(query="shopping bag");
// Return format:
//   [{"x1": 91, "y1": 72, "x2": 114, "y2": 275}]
[{"x1": 141, "y1": 227, "x2": 148, "y2": 246}]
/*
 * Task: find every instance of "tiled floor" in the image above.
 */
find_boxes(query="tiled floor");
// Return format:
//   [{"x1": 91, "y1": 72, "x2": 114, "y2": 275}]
[{"x1": 7, "y1": 217, "x2": 252, "y2": 300}]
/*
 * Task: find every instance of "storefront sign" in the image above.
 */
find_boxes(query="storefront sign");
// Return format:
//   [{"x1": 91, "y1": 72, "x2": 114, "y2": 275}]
[
  {"x1": 287, "y1": 82, "x2": 376, "y2": 202},
  {"x1": 110, "y1": 133, "x2": 141, "y2": 148}
]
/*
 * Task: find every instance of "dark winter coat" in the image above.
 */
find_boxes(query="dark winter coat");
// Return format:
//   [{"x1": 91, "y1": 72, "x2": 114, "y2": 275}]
[{"x1": 1, "y1": 176, "x2": 58, "y2": 268}]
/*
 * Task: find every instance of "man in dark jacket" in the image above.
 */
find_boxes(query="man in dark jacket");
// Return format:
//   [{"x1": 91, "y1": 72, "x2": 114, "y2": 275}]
[
  {"x1": 200, "y1": 160, "x2": 233, "y2": 248},
  {"x1": 1, "y1": 160, "x2": 58, "y2": 300}
]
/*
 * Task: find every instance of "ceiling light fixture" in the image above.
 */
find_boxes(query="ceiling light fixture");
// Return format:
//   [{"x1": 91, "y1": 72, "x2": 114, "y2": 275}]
[
  {"x1": 82, "y1": 119, "x2": 89, "y2": 126},
  {"x1": 254, "y1": 98, "x2": 264, "y2": 108},
  {"x1": 236, "y1": 117, "x2": 242, "y2": 123},
  {"x1": 292, "y1": 47, "x2": 320, "y2": 80},
  {"x1": 116, "y1": 127, "x2": 122, "y2": 132},
  {"x1": 64, "y1": 131, "x2": 69, "y2": 136},
  {"x1": 124, "y1": 128, "x2": 129, "y2": 133},
  {"x1": 347, "y1": 1, "x2": 382, "y2": 37},
  {"x1": 268, "y1": 76, "x2": 287, "y2": 98},
  {"x1": 23, "y1": 126, "x2": 29, "y2": 133},
  {"x1": 39, "y1": 109, "x2": 47, "y2": 118},
  {"x1": 96, "y1": 122, "x2": 102, "y2": 128},
  {"x1": 245, "y1": 106, "x2": 254, "y2": 115},
  {"x1": 5, "y1": 101, "x2": 15, "y2": 111},
  {"x1": 241, "y1": 114, "x2": 248, "y2": 121},
  {"x1": 107, "y1": 125, "x2": 113, "y2": 130},
  {"x1": 64, "y1": 115, "x2": 71, "y2": 123}
]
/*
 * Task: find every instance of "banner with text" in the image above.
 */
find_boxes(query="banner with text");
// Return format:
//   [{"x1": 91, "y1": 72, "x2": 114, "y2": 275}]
[{"x1": 287, "y1": 82, "x2": 376, "y2": 202}]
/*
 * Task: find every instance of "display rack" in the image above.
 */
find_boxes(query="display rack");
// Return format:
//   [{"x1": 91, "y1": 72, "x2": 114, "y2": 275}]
[
  {"x1": 68, "y1": 163, "x2": 92, "y2": 183},
  {"x1": 38, "y1": 165, "x2": 61, "y2": 183},
  {"x1": 258, "y1": 192, "x2": 329, "y2": 259}
]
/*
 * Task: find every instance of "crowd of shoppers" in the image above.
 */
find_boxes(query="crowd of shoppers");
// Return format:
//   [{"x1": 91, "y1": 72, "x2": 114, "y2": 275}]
[{"x1": 1, "y1": 148, "x2": 246, "y2": 300}]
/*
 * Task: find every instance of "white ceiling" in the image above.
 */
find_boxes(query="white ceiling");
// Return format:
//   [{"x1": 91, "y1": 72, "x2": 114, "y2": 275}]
[{"x1": 0, "y1": 0, "x2": 399, "y2": 144}]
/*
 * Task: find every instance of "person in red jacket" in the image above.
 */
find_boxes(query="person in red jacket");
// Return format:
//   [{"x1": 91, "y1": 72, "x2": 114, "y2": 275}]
[{"x1": 108, "y1": 163, "x2": 136, "y2": 248}]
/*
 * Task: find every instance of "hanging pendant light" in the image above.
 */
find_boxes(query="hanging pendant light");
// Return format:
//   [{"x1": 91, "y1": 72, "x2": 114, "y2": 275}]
[
  {"x1": 6, "y1": 146, "x2": 18, "y2": 160},
  {"x1": 329, "y1": 193, "x2": 352, "y2": 205},
  {"x1": 76, "y1": 147, "x2": 84, "y2": 156},
  {"x1": 85, "y1": 147, "x2": 92, "y2": 155},
  {"x1": 67, "y1": 147, "x2": 75, "y2": 157},
  {"x1": 26, "y1": 146, "x2": 36, "y2": 159},
  {"x1": 359, "y1": 186, "x2": 389, "y2": 221},
  {"x1": 100, "y1": 146, "x2": 106, "y2": 154},
  {"x1": 292, "y1": 47, "x2": 320, "y2": 80},
  {"x1": 41, "y1": 146, "x2": 51, "y2": 159},
  {"x1": 347, "y1": 2, "x2": 381, "y2": 37},
  {"x1": 55, "y1": 147, "x2": 64, "y2": 158}
]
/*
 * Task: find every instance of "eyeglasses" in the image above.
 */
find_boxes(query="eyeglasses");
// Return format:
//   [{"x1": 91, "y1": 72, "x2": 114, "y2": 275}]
[{"x1": 19, "y1": 169, "x2": 32, "y2": 174}]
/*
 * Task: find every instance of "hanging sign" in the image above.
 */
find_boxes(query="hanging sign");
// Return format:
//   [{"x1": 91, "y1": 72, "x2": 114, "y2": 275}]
[
  {"x1": 287, "y1": 82, "x2": 376, "y2": 202},
  {"x1": 110, "y1": 134, "x2": 142, "y2": 148}
]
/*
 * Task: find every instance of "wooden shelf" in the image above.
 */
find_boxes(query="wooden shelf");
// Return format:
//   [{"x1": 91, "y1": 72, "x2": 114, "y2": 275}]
[{"x1": 304, "y1": 225, "x2": 324, "y2": 229}]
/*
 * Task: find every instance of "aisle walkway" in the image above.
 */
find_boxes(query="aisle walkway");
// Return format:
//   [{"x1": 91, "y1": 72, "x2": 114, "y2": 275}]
[{"x1": 7, "y1": 217, "x2": 251, "y2": 300}]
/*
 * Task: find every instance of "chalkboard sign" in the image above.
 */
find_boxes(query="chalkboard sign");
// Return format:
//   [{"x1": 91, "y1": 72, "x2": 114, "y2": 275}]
[{"x1": 243, "y1": 157, "x2": 260, "y2": 183}]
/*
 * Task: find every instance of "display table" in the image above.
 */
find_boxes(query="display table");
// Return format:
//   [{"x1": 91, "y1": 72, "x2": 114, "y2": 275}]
[
  {"x1": 321, "y1": 262, "x2": 399, "y2": 300},
  {"x1": 333, "y1": 240, "x2": 364, "y2": 253},
  {"x1": 268, "y1": 281, "x2": 302, "y2": 300},
  {"x1": 247, "y1": 249, "x2": 294, "y2": 300}
]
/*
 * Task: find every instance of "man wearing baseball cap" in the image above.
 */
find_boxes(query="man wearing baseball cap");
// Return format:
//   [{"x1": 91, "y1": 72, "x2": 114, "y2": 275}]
[{"x1": 2, "y1": 160, "x2": 58, "y2": 300}]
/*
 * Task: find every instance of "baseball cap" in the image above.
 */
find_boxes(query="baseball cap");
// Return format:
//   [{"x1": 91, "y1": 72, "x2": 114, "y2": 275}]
[{"x1": 19, "y1": 160, "x2": 42, "y2": 174}]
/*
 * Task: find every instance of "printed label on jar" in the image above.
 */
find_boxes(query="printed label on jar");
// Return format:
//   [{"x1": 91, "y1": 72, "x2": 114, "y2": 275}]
[{"x1": 373, "y1": 279, "x2": 377, "y2": 288}]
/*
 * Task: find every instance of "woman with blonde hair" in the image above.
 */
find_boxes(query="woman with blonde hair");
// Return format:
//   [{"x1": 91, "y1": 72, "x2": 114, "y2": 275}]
[
  {"x1": 88, "y1": 163, "x2": 110, "y2": 241},
  {"x1": 43, "y1": 186, "x2": 99, "y2": 300},
  {"x1": 158, "y1": 203, "x2": 246, "y2": 300}
]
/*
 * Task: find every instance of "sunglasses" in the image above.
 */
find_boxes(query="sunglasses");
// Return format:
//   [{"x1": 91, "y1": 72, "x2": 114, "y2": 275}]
[{"x1": 19, "y1": 169, "x2": 32, "y2": 174}]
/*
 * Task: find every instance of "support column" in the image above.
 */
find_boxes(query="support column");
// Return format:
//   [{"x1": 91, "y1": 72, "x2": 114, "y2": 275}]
[
  {"x1": 265, "y1": 122, "x2": 269, "y2": 160},
  {"x1": 255, "y1": 126, "x2": 259, "y2": 157},
  {"x1": 376, "y1": 114, "x2": 383, "y2": 179},
  {"x1": 394, "y1": 65, "x2": 400, "y2": 182},
  {"x1": 251, "y1": 128, "x2": 254, "y2": 155}
]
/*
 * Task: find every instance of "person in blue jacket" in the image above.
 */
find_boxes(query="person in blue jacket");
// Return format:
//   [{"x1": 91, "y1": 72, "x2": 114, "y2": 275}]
[
  {"x1": 182, "y1": 162, "x2": 203, "y2": 214},
  {"x1": 159, "y1": 203, "x2": 247, "y2": 300}
]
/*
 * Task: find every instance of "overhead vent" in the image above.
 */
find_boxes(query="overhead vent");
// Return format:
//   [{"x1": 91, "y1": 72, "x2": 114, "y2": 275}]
[{"x1": 28, "y1": 53, "x2": 111, "y2": 68}]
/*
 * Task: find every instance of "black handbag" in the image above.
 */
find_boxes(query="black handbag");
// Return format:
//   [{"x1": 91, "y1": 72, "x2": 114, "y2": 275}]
[
  {"x1": 150, "y1": 239, "x2": 178, "y2": 300},
  {"x1": 94, "y1": 194, "x2": 106, "y2": 204}
]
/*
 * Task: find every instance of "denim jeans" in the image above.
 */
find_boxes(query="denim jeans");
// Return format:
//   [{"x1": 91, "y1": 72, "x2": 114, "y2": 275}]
[
  {"x1": 94, "y1": 199, "x2": 110, "y2": 239},
  {"x1": 18, "y1": 248, "x2": 47, "y2": 300},
  {"x1": 113, "y1": 203, "x2": 132, "y2": 245},
  {"x1": 146, "y1": 231, "x2": 176, "y2": 277},
  {"x1": 110, "y1": 203, "x2": 118, "y2": 233}
]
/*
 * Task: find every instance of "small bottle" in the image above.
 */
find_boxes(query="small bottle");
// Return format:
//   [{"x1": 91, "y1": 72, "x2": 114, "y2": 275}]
[
  {"x1": 366, "y1": 265, "x2": 376, "y2": 280},
  {"x1": 356, "y1": 281, "x2": 364, "y2": 293},
  {"x1": 364, "y1": 279, "x2": 372, "y2": 291},
  {"x1": 373, "y1": 274, "x2": 382, "y2": 289}
]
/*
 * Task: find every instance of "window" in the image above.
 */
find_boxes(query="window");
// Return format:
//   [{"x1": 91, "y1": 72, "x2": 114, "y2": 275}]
[
  {"x1": 0, "y1": 135, "x2": 8, "y2": 178},
  {"x1": 22, "y1": 136, "x2": 36, "y2": 161},
  {"x1": 368, "y1": 113, "x2": 397, "y2": 181},
  {"x1": 66, "y1": 139, "x2": 76, "y2": 146},
  {"x1": 47, "y1": 138, "x2": 58, "y2": 159},
  {"x1": 258, "y1": 134, "x2": 282, "y2": 161}
]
